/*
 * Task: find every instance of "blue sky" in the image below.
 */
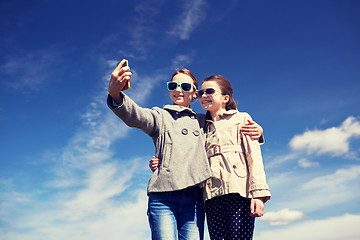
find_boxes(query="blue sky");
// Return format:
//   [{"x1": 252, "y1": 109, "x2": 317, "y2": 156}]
[{"x1": 1, "y1": 0, "x2": 360, "y2": 239}]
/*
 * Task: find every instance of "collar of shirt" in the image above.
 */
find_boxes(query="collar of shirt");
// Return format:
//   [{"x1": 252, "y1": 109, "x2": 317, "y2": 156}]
[
  {"x1": 163, "y1": 104, "x2": 196, "y2": 115},
  {"x1": 205, "y1": 109, "x2": 238, "y2": 122}
]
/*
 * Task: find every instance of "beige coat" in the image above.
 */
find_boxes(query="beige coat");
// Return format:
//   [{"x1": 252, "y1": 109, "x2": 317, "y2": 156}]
[{"x1": 204, "y1": 110, "x2": 271, "y2": 202}]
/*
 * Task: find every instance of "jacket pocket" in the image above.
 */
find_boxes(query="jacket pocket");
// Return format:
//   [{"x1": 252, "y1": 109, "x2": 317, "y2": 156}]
[
  {"x1": 161, "y1": 131, "x2": 173, "y2": 169},
  {"x1": 228, "y1": 152, "x2": 247, "y2": 178}
]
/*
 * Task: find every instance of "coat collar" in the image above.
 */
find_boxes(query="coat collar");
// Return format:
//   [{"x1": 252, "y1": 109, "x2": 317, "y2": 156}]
[
  {"x1": 163, "y1": 104, "x2": 196, "y2": 115},
  {"x1": 206, "y1": 109, "x2": 238, "y2": 121}
]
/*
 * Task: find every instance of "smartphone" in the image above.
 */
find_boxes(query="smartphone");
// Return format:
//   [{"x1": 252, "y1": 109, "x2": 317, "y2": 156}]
[
  {"x1": 119, "y1": 59, "x2": 130, "y2": 91},
  {"x1": 122, "y1": 59, "x2": 128, "y2": 67}
]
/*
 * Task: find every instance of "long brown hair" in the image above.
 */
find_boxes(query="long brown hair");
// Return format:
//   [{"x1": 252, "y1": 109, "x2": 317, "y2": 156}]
[{"x1": 202, "y1": 75, "x2": 237, "y2": 110}]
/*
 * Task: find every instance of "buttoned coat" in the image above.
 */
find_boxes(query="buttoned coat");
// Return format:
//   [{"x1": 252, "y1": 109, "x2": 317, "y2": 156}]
[
  {"x1": 107, "y1": 93, "x2": 212, "y2": 194},
  {"x1": 204, "y1": 110, "x2": 271, "y2": 202}
]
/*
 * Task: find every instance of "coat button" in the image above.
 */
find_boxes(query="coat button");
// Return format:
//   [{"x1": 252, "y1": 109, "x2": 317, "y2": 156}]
[
  {"x1": 233, "y1": 165, "x2": 237, "y2": 169},
  {"x1": 193, "y1": 130, "x2": 200, "y2": 136},
  {"x1": 182, "y1": 128, "x2": 188, "y2": 135}
]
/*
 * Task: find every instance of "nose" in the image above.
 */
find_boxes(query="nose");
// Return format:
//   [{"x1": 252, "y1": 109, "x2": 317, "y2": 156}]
[{"x1": 175, "y1": 85, "x2": 182, "y2": 92}]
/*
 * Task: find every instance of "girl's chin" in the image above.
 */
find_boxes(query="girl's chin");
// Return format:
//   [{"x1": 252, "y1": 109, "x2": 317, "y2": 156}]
[{"x1": 201, "y1": 104, "x2": 212, "y2": 110}]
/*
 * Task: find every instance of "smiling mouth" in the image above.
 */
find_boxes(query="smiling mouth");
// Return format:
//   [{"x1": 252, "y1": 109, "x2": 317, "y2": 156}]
[{"x1": 174, "y1": 94, "x2": 184, "y2": 98}]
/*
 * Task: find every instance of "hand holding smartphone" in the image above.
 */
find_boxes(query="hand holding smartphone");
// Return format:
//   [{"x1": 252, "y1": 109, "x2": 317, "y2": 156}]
[{"x1": 117, "y1": 59, "x2": 130, "y2": 91}]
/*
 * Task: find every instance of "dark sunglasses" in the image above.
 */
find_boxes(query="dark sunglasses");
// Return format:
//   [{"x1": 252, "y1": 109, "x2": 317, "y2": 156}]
[
  {"x1": 167, "y1": 82, "x2": 197, "y2": 92},
  {"x1": 198, "y1": 88, "x2": 222, "y2": 96}
]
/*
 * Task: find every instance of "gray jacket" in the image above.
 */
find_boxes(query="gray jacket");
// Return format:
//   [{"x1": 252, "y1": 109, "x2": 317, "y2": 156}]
[{"x1": 107, "y1": 93, "x2": 212, "y2": 194}]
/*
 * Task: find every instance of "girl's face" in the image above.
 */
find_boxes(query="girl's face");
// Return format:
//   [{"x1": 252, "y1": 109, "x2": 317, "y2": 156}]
[
  {"x1": 169, "y1": 73, "x2": 198, "y2": 107},
  {"x1": 199, "y1": 80, "x2": 228, "y2": 113}
]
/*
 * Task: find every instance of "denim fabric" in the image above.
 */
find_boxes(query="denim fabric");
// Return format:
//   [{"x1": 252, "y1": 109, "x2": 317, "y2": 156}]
[{"x1": 147, "y1": 187, "x2": 205, "y2": 240}]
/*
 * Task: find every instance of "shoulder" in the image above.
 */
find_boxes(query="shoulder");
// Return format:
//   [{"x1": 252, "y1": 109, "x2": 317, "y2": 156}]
[
  {"x1": 232, "y1": 111, "x2": 253, "y2": 123},
  {"x1": 152, "y1": 106, "x2": 164, "y2": 112},
  {"x1": 236, "y1": 111, "x2": 252, "y2": 119}
]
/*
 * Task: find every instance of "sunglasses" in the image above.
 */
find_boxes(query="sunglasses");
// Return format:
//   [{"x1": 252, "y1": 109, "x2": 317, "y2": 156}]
[
  {"x1": 198, "y1": 88, "x2": 222, "y2": 96},
  {"x1": 167, "y1": 82, "x2": 197, "y2": 92}
]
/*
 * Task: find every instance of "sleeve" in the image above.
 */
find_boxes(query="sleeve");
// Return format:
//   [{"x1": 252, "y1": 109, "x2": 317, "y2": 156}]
[
  {"x1": 107, "y1": 93, "x2": 160, "y2": 137},
  {"x1": 241, "y1": 113, "x2": 271, "y2": 202}
]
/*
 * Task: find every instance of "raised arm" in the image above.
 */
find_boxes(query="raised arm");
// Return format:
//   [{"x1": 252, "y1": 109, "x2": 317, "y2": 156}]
[{"x1": 107, "y1": 59, "x2": 160, "y2": 137}]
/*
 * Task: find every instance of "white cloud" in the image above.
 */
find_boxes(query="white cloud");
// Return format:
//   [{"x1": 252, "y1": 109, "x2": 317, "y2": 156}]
[
  {"x1": 0, "y1": 48, "x2": 60, "y2": 92},
  {"x1": 0, "y1": 55, "x2": 157, "y2": 239},
  {"x1": 266, "y1": 165, "x2": 360, "y2": 214},
  {"x1": 266, "y1": 152, "x2": 298, "y2": 169},
  {"x1": 289, "y1": 116, "x2": 360, "y2": 156},
  {"x1": 171, "y1": 54, "x2": 193, "y2": 69},
  {"x1": 301, "y1": 165, "x2": 360, "y2": 191},
  {"x1": 128, "y1": 0, "x2": 165, "y2": 55},
  {"x1": 64, "y1": 162, "x2": 135, "y2": 220},
  {"x1": 0, "y1": 158, "x2": 152, "y2": 240},
  {"x1": 255, "y1": 214, "x2": 360, "y2": 240},
  {"x1": 168, "y1": 0, "x2": 207, "y2": 40},
  {"x1": 0, "y1": 51, "x2": 200, "y2": 239},
  {"x1": 298, "y1": 158, "x2": 319, "y2": 168},
  {"x1": 260, "y1": 208, "x2": 304, "y2": 226}
]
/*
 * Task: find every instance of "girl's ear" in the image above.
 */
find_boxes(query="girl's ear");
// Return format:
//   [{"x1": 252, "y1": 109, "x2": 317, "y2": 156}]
[
  {"x1": 222, "y1": 95, "x2": 230, "y2": 104},
  {"x1": 192, "y1": 90, "x2": 199, "y2": 100}
]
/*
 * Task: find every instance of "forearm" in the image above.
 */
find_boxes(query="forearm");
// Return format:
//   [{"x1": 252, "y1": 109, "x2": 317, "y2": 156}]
[{"x1": 107, "y1": 93, "x2": 158, "y2": 136}]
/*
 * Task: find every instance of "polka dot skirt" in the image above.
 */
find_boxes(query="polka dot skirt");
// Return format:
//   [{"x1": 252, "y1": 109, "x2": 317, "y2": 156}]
[{"x1": 205, "y1": 193, "x2": 255, "y2": 240}]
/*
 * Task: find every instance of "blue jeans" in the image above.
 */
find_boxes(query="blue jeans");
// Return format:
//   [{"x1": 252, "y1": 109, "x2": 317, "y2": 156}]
[{"x1": 147, "y1": 187, "x2": 205, "y2": 240}]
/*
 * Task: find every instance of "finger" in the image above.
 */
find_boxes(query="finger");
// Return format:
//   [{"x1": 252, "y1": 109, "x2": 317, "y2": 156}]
[
  {"x1": 247, "y1": 119, "x2": 255, "y2": 125},
  {"x1": 118, "y1": 70, "x2": 132, "y2": 81},
  {"x1": 112, "y1": 64, "x2": 131, "y2": 79},
  {"x1": 257, "y1": 207, "x2": 264, "y2": 217},
  {"x1": 110, "y1": 70, "x2": 131, "y2": 87},
  {"x1": 256, "y1": 205, "x2": 262, "y2": 216},
  {"x1": 241, "y1": 130, "x2": 260, "y2": 137},
  {"x1": 116, "y1": 59, "x2": 127, "y2": 70},
  {"x1": 250, "y1": 200, "x2": 255, "y2": 214},
  {"x1": 240, "y1": 129, "x2": 258, "y2": 134},
  {"x1": 256, "y1": 202, "x2": 265, "y2": 216},
  {"x1": 241, "y1": 129, "x2": 258, "y2": 134},
  {"x1": 241, "y1": 125, "x2": 258, "y2": 130}
]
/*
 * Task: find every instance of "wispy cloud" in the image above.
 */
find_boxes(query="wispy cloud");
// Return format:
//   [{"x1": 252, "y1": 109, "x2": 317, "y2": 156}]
[
  {"x1": 260, "y1": 208, "x2": 304, "y2": 226},
  {"x1": 256, "y1": 214, "x2": 360, "y2": 240},
  {"x1": 1, "y1": 184, "x2": 151, "y2": 240},
  {"x1": 167, "y1": 0, "x2": 207, "y2": 40},
  {"x1": 298, "y1": 158, "x2": 319, "y2": 169},
  {"x1": 0, "y1": 49, "x2": 199, "y2": 239},
  {"x1": 0, "y1": 48, "x2": 60, "y2": 92},
  {"x1": 266, "y1": 116, "x2": 360, "y2": 169},
  {"x1": 266, "y1": 152, "x2": 298, "y2": 169},
  {"x1": 0, "y1": 55, "x2": 156, "y2": 239},
  {"x1": 289, "y1": 116, "x2": 360, "y2": 157},
  {"x1": 128, "y1": 0, "x2": 165, "y2": 56},
  {"x1": 171, "y1": 54, "x2": 194, "y2": 69},
  {"x1": 301, "y1": 165, "x2": 360, "y2": 192},
  {"x1": 267, "y1": 165, "x2": 360, "y2": 213}
]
